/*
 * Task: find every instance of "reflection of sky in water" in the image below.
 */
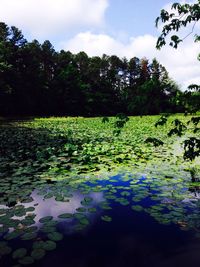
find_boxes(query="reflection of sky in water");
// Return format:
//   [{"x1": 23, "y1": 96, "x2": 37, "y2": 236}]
[
  {"x1": 28, "y1": 190, "x2": 104, "y2": 223},
  {"x1": 1, "y1": 175, "x2": 200, "y2": 267},
  {"x1": 0, "y1": 189, "x2": 105, "y2": 233},
  {"x1": 0, "y1": 174, "x2": 200, "y2": 235}
]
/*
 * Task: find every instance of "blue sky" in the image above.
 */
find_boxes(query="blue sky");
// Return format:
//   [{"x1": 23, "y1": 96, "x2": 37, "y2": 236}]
[
  {"x1": 0, "y1": 0, "x2": 199, "y2": 89},
  {"x1": 105, "y1": 0, "x2": 170, "y2": 38}
]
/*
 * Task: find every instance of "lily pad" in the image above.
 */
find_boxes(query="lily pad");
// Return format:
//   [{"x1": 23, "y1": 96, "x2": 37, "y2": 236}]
[
  {"x1": 22, "y1": 197, "x2": 34, "y2": 203},
  {"x1": 47, "y1": 232, "x2": 63, "y2": 241},
  {"x1": 18, "y1": 256, "x2": 34, "y2": 265},
  {"x1": 55, "y1": 195, "x2": 65, "y2": 202},
  {"x1": 21, "y1": 232, "x2": 37, "y2": 240},
  {"x1": 131, "y1": 205, "x2": 143, "y2": 212},
  {"x1": 43, "y1": 240, "x2": 57, "y2": 251},
  {"x1": 88, "y1": 207, "x2": 97, "y2": 213},
  {"x1": 74, "y1": 213, "x2": 85, "y2": 220},
  {"x1": 12, "y1": 248, "x2": 27, "y2": 259},
  {"x1": 4, "y1": 231, "x2": 21, "y2": 240},
  {"x1": 120, "y1": 191, "x2": 131, "y2": 197},
  {"x1": 26, "y1": 207, "x2": 35, "y2": 212},
  {"x1": 41, "y1": 226, "x2": 56, "y2": 233},
  {"x1": 24, "y1": 226, "x2": 38, "y2": 233},
  {"x1": 39, "y1": 216, "x2": 53, "y2": 223},
  {"x1": 31, "y1": 248, "x2": 46, "y2": 260},
  {"x1": 81, "y1": 197, "x2": 93, "y2": 206},
  {"x1": 0, "y1": 245, "x2": 12, "y2": 256},
  {"x1": 79, "y1": 218, "x2": 90, "y2": 226},
  {"x1": 76, "y1": 207, "x2": 86, "y2": 212},
  {"x1": 33, "y1": 241, "x2": 45, "y2": 250},
  {"x1": 101, "y1": 215, "x2": 112, "y2": 222},
  {"x1": 21, "y1": 218, "x2": 35, "y2": 226},
  {"x1": 58, "y1": 213, "x2": 73, "y2": 219}
]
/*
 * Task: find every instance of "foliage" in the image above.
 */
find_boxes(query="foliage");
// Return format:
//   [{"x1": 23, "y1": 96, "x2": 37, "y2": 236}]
[
  {"x1": 184, "y1": 137, "x2": 200, "y2": 161},
  {"x1": 168, "y1": 119, "x2": 187, "y2": 137},
  {"x1": 155, "y1": 115, "x2": 169, "y2": 127},
  {"x1": 0, "y1": 116, "x2": 199, "y2": 186},
  {"x1": 145, "y1": 137, "x2": 164, "y2": 147},
  {"x1": 156, "y1": 1, "x2": 200, "y2": 49},
  {"x1": 0, "y1": 22, "x2": 183, "y2": 117},
  {"x1": 0, "y1": 116, "x2": 200, "y2": 266},
  {"x1": 155, "y1": 1, "x2": 200, "y2": 161}
]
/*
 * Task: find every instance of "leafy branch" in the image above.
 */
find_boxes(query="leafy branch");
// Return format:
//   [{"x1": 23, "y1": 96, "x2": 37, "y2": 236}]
[{"x1": 102, "y1": 113, "x2": 129, "y2": 136}]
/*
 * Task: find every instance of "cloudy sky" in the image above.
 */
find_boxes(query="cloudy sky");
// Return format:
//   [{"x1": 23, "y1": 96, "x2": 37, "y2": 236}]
[{"x1": 0, "y1": 0, "x2": 199, "y2": 89}]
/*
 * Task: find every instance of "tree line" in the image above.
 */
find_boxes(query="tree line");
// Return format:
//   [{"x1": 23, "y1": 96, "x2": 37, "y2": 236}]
[{"x1": 0, "y1": 22, "x2": 187, "y2": 117}]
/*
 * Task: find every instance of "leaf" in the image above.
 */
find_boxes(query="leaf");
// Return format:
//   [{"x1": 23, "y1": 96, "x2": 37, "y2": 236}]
[
  {"x1": 39, "y1": 216, "x2": 53, "y2": 223},
  {"x1": 145, "y1": 138, "x2": 164, "y2": 147},
  {"x1": 47, "y1": 232, "x2": 63, "y2": 241},
  {"x1": 58, "y1": 213, "x2": 73, "y2": 219},
  {"x1": 18, "y1": 256, "x2": 34, "y2": 265},
  {"x1": 12, "y1": 248, "x2": 27, "y2": 259},
  {"x1": 102, "y1": 117, "x2": 109, "y2": 123},
  {"x1": 43, "y1": 240, "x2": 57, "y2": 251},
  {"x1": 31, "y1": 249, "x2": 46, "y2": 260},
  {"x1": 101, "y1": 215, "x2": 112, "y2": 222}
]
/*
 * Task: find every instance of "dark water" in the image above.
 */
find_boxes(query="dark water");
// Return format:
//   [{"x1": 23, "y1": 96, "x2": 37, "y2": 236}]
[
  {"x1": 1, "y1": 174, "x2": 200, "y2": 267},
  {"x1": 34, "y1": 206, "x2": 199, "y2": 267}
]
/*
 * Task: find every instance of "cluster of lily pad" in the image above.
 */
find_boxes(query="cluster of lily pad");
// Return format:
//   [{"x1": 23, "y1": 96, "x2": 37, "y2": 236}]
[
  {"x1": 1, "y1": 116, "x2": 199, "y2": 185},
  {"x1": 1, "y1": 171, "x2": 200, "y2": 265},
  {"x1": 0, "y1": 116, "x2": 200, "y2": 265}
]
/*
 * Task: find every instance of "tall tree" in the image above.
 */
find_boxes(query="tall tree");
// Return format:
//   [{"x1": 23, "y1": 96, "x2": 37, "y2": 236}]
[{"x1": 0, "y1": 21, "x2": 184, "y2": 116}]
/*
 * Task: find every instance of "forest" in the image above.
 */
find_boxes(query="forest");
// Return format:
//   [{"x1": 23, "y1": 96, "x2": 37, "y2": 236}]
[
  {"x1": 0, "y1": 0, "x2": 200, "y2": 266},
  {"x1": 0, "y1": 22, "x2": 187, "y2": 117}
]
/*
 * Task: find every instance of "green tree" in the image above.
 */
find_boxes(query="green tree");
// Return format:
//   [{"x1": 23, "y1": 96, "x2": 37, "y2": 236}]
[
  {"x1": 0, "y1": 22, "x2": 27, "y2": 115},
  {"x1": 156, "y1": 1, "x2": 200, "y2": 161},
  {"x1": 0, "y1": 21, "x2": 185, "y2": 117},
  {"x1": 19, "y1": 40, "x2": 42, "y2": 114}
]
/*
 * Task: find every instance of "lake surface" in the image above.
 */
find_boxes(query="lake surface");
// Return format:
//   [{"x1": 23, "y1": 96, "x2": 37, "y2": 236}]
[{"x1": 1, "y1": 174, "x2": 200, "y2": 267}]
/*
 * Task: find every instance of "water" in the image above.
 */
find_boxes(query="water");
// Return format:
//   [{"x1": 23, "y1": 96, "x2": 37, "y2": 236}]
[{"x1": 0, "y1": 174, "x2": 200, "y2": 267}]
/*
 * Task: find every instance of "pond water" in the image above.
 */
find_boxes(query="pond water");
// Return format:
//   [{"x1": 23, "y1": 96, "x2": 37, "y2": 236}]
[{"x1": 1, "y1": 174, "x2": 200, "y2": 267}]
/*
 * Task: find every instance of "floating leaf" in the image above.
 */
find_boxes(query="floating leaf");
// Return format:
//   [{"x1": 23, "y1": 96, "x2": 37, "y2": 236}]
[
  {"x1": 26, "y1": 207, "x2": 35, "y2": 212},
  {"x1": 101, "y1": 215, "x2": 112, "y2": 222},
  {"x1": 0, "y1": 242, "x2": 12, "y2": 256},
  {"x1": 131, "y1": 205, "x2": 143, "y2": 212},
  {"x1": 31, "y1": 249, "x2": 46, "y2": 260},
  {"x1": 47, "y1": 232, "x2": 63, "y2": 241},
  {"x1": 4, "y1": 231, "x2": 21, "y2": 240},
  {"x1": 39, "y1": 216, "x2": 53, "y2": 223},
  {"x1": 21, "y1": 232, "x2": 37, "y2": 240},
  {"x1": 79, "y1": 218, "x2": 89, "y2": 226},
  {"x1": 58, "y1": 213, "x2": 73, "y2": 219},
  {"x1": 120, "y1": 191, "x2": 131, "y2": 197},
  {"x1": 33, "y1": 241, "x2": 45, "y2": 250},
  {"x1": 43, "y1": 240, "x2": 57, "y2": 251},
  {"x1": 18, "y1": 256, "x2": 34, "y2": 265},
  {"x1": 12, "y1": 248, "x2": 27, "y2": 259},
  {"x1": 76, "y1": 207, "x2": 86, "y2": 212},
  {"x1": 88, "y1": 207, "x2": 97, "y2": 213}
]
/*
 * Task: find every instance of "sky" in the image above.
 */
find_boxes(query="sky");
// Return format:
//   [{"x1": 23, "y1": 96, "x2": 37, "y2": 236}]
[{"x1": 0, "y1": 0, "x2": 199, "y2": 90}]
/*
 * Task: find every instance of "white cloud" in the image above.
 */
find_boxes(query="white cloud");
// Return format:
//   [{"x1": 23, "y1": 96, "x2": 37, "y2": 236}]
[
  {"x1": 60, "y1": 31, "x2": 125, "y2": 57},
  {"x1": 0, "y1": 0, "x2": 108, "y2": 38},
  {"x1": 61, "y1": 31, "x2": 200, "y2": 90},
  {"x1": 1, "y1": 0, "x2": 199, "y2": 90}
]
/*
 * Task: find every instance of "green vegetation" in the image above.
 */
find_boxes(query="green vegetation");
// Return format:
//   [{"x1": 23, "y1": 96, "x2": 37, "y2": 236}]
[
  {"x1": 0, "y1": 21, "x2": 184, "y2": 117},
  {"x1": 0, "y1": 2, "x2": 200, "y2": 265},
  {"x1": 0, "y1": 116, "x2": 199, "y2": 192},
  {"x1": 155, "y1": 1, "x2": 200, "y2": 161},
  {"x1": 0, "y1": 115, "x2": 199, "y2": 266}
]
